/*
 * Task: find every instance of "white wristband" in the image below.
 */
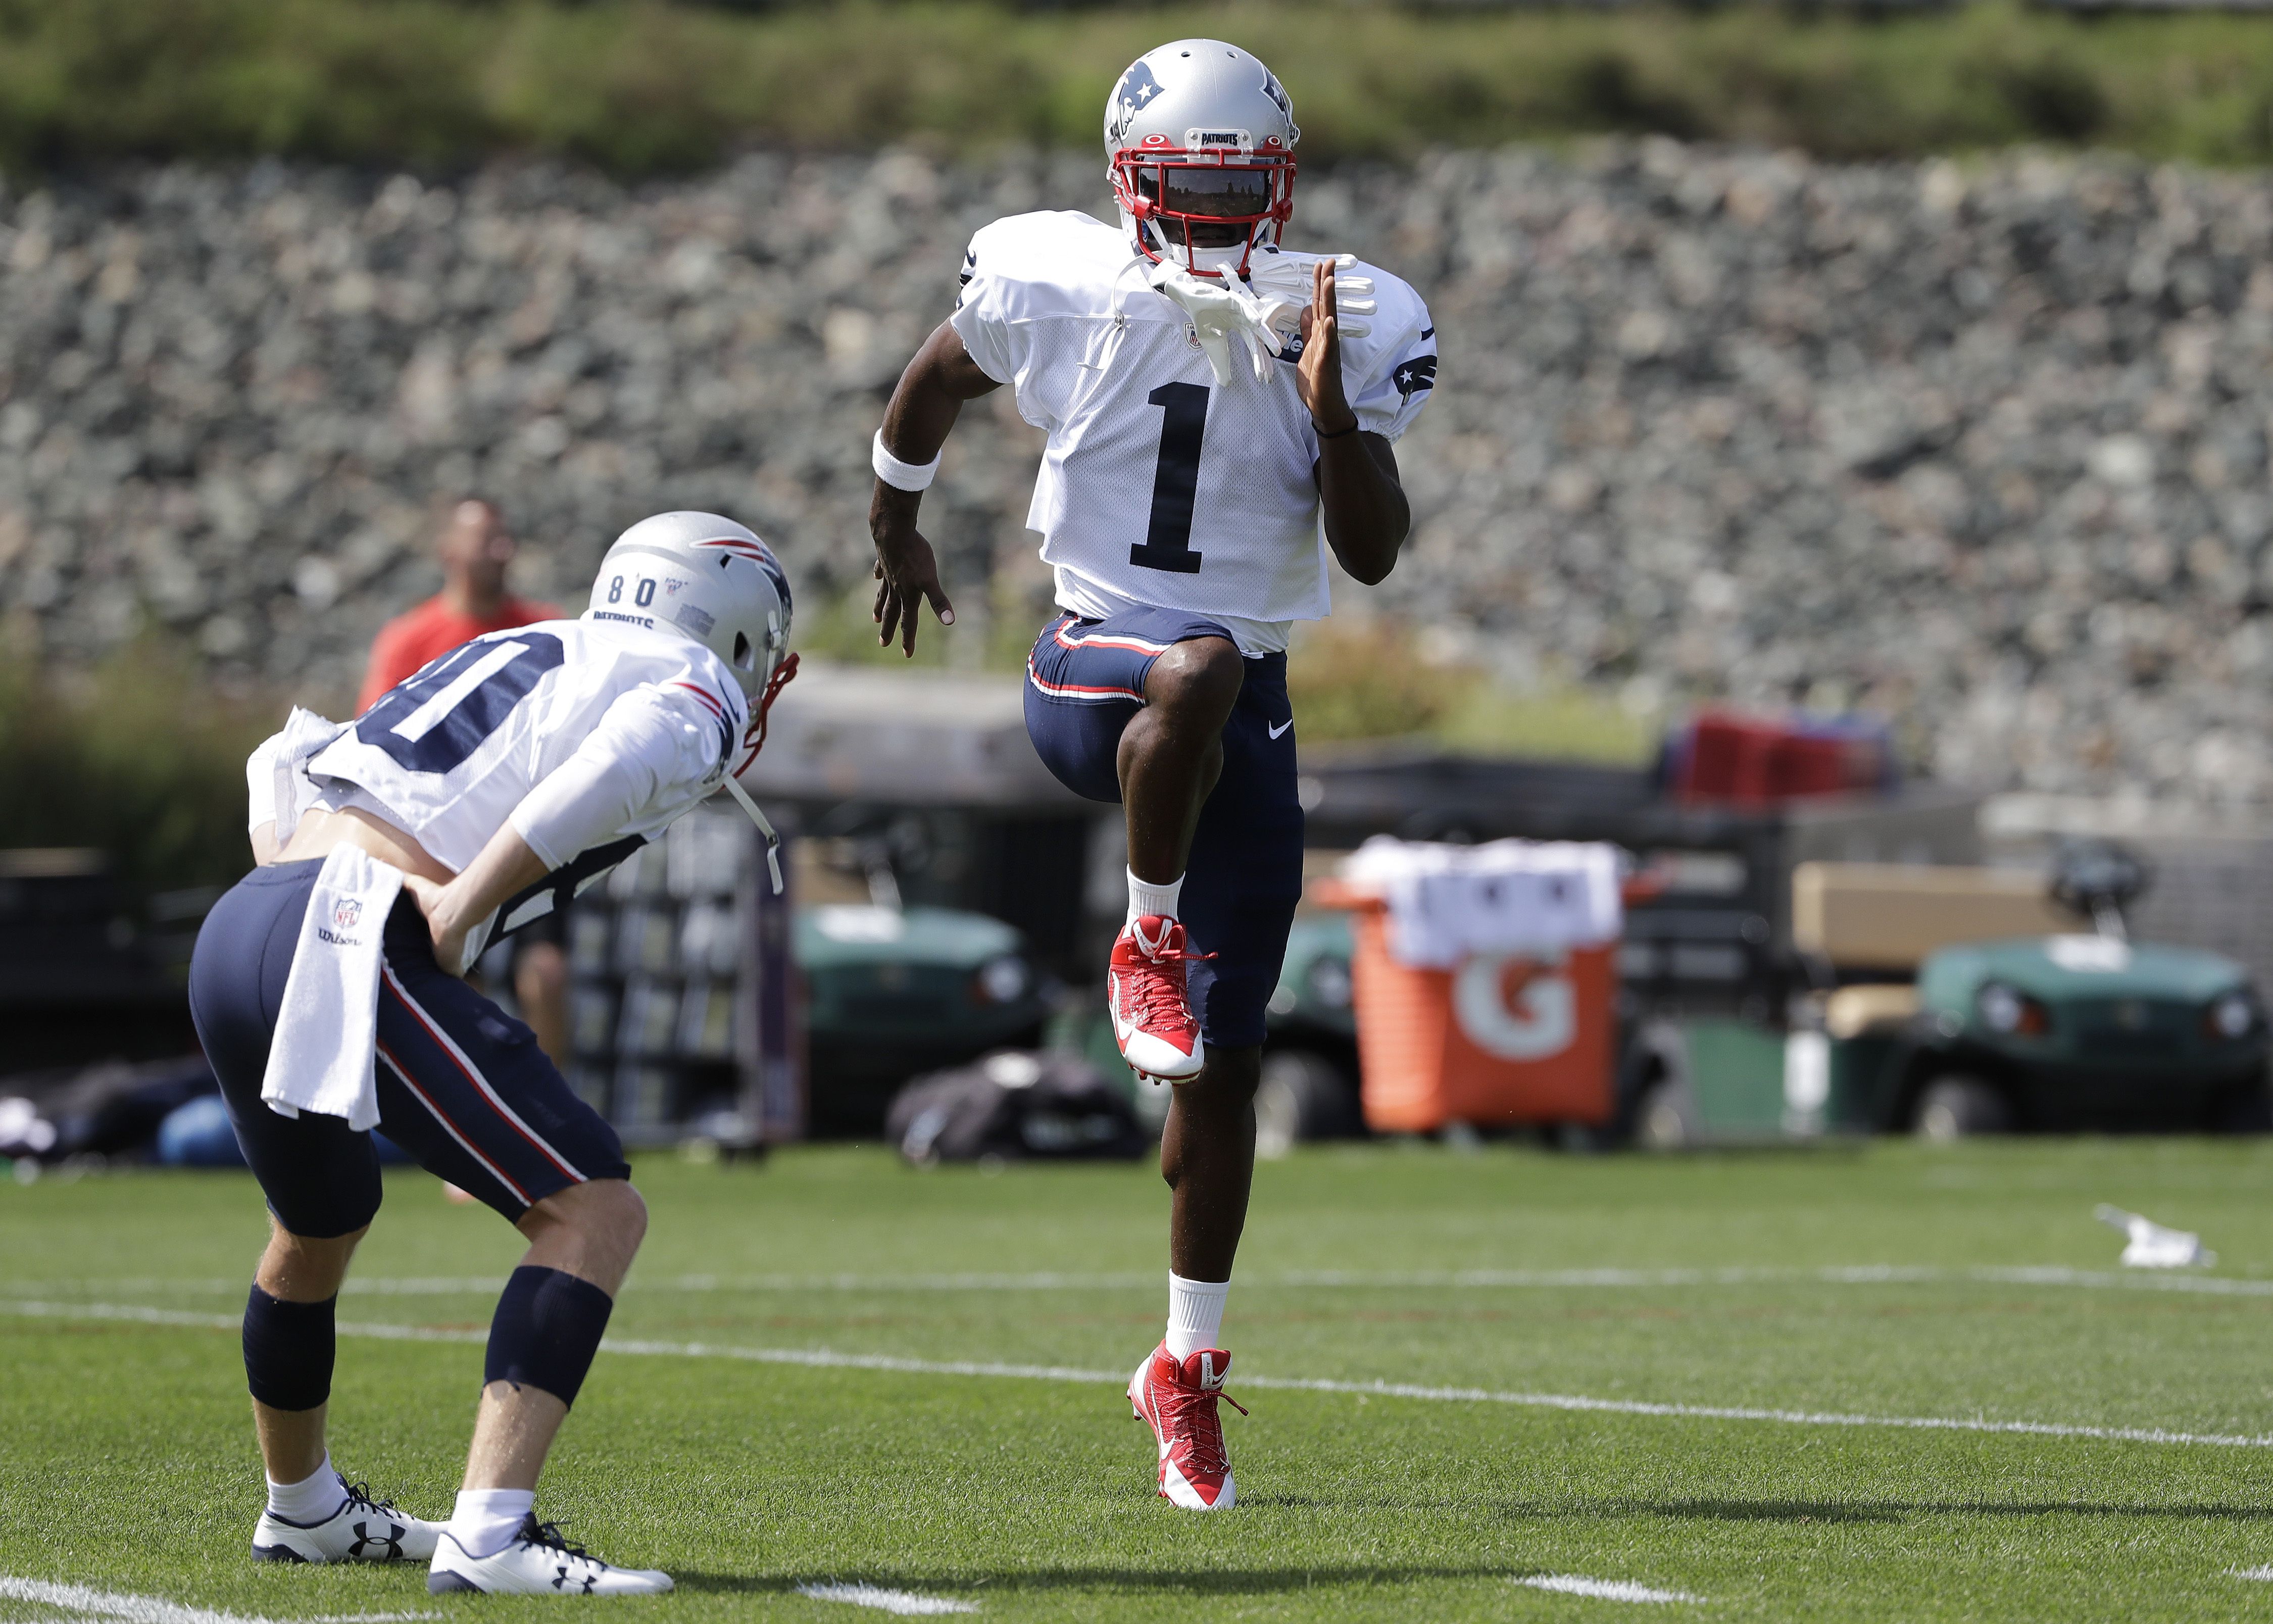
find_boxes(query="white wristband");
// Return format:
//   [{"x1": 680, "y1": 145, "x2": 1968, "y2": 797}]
[{"x1": 872, "y1": 429, "x2": 941, "y2": 493}]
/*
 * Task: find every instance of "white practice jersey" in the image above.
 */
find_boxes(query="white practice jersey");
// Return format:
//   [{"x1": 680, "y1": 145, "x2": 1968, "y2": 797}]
[
  {"x1": 951, "y1": 211, "x2": 1437, "y2": 653},
  {"x1": 251, "y1": 617, "x2": 747, "y2": 938}
]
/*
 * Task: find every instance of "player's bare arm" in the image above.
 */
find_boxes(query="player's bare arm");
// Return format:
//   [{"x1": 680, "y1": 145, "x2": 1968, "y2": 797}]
[
  {"x1": 400, "y1": 823, "x2": 549, "y2": 978},
  {"x1": 868, "y1": 322, "x2": 1000, "y2": 655},
  {"x1": 1300, "y1": 259, "x2": 1409, "y2": 585}
]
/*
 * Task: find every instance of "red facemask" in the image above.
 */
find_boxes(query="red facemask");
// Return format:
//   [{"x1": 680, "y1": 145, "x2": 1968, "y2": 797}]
[{"x1": 1111, "y1": 145, "x2": 1296, "y2": 279}]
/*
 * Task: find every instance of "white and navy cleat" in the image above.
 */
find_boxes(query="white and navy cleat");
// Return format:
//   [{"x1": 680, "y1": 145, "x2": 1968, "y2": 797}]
[
  {"x1": 251, "y1": 1477, "x2": 442, "y2": 1563},
  {"x1": 428, "y1": 1516, "x2": 674, "y2": 1596}
]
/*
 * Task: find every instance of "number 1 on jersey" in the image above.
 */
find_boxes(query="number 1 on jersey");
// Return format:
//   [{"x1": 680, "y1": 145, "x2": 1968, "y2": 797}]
[{"x1": 1128, "y1": 382, "x2": 1208, "y2": 575}]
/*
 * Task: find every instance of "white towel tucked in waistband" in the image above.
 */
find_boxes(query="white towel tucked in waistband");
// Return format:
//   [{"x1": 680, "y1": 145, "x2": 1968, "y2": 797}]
[{"x1": 262, "y1": 844, "x2": 406, "y2": 1131}]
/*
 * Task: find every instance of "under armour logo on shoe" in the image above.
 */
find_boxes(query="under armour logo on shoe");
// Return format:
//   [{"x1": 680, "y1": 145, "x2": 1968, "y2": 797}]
[{"x1": 347, "y1": 1521, "x2": 403, "y2": 1560}]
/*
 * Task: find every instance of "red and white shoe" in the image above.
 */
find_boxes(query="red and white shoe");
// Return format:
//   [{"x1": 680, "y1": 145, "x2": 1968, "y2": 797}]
[
  {"x1": 1129, "y1": 1343, "x2": 1247, "y2": 1510},
  {"x1": 1109, "y1": 916, "x2": 1208, "y2": 1082}
]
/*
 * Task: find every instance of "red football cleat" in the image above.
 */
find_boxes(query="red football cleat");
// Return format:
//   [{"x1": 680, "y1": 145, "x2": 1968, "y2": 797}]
[
  {"x1": 1129, "y1": 1343, "x2": 1247, "y2": 1510},
  {"x1": 1109, "y1": 916, "x2": 1208, "y2": 1082}
]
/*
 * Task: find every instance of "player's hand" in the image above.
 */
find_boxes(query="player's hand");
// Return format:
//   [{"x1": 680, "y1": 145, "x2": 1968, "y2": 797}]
[
  {"x1": 402, "y1": 872, "x2": 473, "y2": 978},
  {"x1": 1296, "y1": 259, "x2": 1357, "y2": 439},
  {"x1": 869, "y1": 488, "x2": 955, "y2": 658}
]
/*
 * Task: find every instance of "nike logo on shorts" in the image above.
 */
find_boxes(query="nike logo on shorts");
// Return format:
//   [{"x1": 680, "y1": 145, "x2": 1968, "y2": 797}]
[{"x1": 1268, "y1": 719, "x2": 1292, "y2": 740}]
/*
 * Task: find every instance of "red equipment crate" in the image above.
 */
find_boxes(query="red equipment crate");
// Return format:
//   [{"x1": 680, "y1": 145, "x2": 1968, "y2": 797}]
[{"x1": 1671, "y1": 708, "x2": 1893, "y2": 807}]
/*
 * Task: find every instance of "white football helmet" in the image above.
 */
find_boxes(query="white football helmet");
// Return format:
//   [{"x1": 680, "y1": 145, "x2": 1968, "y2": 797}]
[
  {"x1": 587, "y1": 511, "x2": 792, "y2": 705},
  {"x1": 1105, "y1": 39, "x2": 1298, "y2": 280}
]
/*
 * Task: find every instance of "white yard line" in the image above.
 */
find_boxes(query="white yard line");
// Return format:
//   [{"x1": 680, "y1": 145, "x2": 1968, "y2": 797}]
[
  {"x1": 0, "y1": 1577, "x2": 435, "y2": 1624},
  {"x1": 9, "y1": 1297, "x2": 2271, "y2": 1451},
  {"x1": 793, "y1": 1582, "x2": 978, "y2": 1615},
  {"x1": 7, "y1": 1264, "x2": 2271, "y2": 1298},
  {"x1": 1516, "y1": 1574, "x2": 1701, "y2": 1604},
  {"x1": 2234, "y1": 1566, "x2": 2273, "y2": 1581}
]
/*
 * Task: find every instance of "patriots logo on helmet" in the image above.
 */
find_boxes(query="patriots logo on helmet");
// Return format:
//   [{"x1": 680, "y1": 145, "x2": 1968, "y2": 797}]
[
  {"x1": 1109, "y1": 61, "x2": 1165, "y2": 144},
  {"x1": 333, "y1": 899, "x2": 362, "y2": 930},
  {"x1": 1260, "y1": 68, "x2": 1293, "y2": 123},
  {"x1": 757, "y1": 552, "x2": 792, "y2": 615},
  {"x1": 1393, "y1": 355, "x2": 1438, "y2": 397},
  {"x1": 693, "y1": 534, "x2": 793, "y2": 615}
]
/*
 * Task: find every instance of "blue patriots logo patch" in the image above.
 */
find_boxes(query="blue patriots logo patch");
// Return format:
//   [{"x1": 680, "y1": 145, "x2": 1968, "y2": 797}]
[
  {"x1": 1109, "y1": 61, "x2": 1166, "y2": 144},
  {"x1": 1260, "y1": 68, "x2": 1293, "y2": 123},
  {"x1": 753, "y1": 550, "x2": 792, "y2": 617},
  {"x1": 1393, "y1": 354, "x2": 1438, "y2": 397}
]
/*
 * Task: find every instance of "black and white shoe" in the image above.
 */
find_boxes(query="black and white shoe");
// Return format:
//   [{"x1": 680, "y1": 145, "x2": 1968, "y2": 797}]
[
  {"x1": 428, "y1": 1516, "x2": 673, "y2": 1596},
  {"x1": 251, "y1": 1477, "x2": 442, "y2": 1563}
]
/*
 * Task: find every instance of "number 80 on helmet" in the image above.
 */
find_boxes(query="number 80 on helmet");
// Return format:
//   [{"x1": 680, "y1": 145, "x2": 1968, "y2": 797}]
[{"x1": 587, "y1": 510, "x2": 793, "y2": 705}]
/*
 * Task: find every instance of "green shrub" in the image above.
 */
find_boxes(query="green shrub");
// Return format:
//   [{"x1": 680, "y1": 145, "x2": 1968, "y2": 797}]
[
  {"x1": 1286, "y1": 620, "x2": 1654, "y2": 764},
  {"x1": 5, "y1": 1, "x2": 2273, "y2": 173},
  {"x1": 0, "y1": 637, "x2": 279, "y2": 900}
]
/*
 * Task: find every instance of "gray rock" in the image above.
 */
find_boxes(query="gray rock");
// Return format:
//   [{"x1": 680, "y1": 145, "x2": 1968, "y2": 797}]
[{"x1": 5, "y1": 145, "x2": 2273, "y2": 803}]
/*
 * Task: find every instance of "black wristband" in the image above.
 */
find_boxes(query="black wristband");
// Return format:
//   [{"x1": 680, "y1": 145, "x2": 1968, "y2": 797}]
[{"x1": 1315, "y1": 417, "x2": 1361, "y2": 440}]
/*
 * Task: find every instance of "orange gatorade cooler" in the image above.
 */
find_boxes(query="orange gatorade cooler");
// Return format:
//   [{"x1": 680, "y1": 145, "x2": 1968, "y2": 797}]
[{"x1": 1317, "y1": 839, "x2": 1625, "y2": 1134}]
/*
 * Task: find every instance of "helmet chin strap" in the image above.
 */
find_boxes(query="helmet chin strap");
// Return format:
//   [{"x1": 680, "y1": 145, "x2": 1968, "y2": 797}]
[
  {"x1": 719, "y1": 650, "x2": 799, "y2": 896},
  {"x1": 1127, "y1": 209, "x2": 1263, "y2": 280},
  {"x1": 723, "y1": 774, "x2": 784, "y2": 896}
]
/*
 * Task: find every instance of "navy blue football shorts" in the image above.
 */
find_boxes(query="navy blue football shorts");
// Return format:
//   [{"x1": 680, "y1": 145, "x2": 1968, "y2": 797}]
[
  {"x1": 188, "y1": 859, "x2": 629, "y2": 1238},
  {"x1": 1024, "y1": 609, "x2": 1305, "y2": 1049}
]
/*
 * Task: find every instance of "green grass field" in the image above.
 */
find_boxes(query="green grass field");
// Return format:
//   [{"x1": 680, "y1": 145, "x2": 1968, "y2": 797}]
[{"x1": 10, "y1": 1140, "x2": 2273, "y2": 1621}]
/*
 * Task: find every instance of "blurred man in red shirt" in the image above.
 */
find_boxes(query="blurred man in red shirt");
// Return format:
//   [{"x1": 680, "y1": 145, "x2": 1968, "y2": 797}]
[
  {"x1": 356, "y1": 499, "x2": 559, "y2": 710},
  {"x1": 358, "y1": 499, "x2": 570, "y2": 1065}
]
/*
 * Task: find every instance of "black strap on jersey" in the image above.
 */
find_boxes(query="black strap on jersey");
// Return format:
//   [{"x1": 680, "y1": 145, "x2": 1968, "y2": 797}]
[{"x1": 475, "y1": 833, "x2": 648, "y2": 958}]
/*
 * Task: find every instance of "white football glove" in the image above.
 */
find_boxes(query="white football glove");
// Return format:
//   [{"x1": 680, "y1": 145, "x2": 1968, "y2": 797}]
[
  {"x1": 1246, "y1": 248, "x2": 1377, "y2": 346},
  {"x1": 1147, "y1": 261, "x2": 1282, "y2": 386}
]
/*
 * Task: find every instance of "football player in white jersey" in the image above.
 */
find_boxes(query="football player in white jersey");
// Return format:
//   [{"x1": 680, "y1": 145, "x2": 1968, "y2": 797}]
[
  {"x1": 866, "y1": 40, "x2": 1437, "y2": 1510},
  {"x1": 188, "y1": 512, "x2": 795, "y2": 1593}
]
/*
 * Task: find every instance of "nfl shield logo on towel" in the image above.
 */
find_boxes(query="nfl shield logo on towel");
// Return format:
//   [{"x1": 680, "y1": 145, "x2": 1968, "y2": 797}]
[{"x1": 333, "y1": 899, "x2": 362, "y2": 930}]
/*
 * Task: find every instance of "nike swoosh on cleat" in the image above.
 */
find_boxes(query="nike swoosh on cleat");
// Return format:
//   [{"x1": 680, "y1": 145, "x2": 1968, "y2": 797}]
[{"x1": 1268, "y1": 719, "x2": 1292, "y2": 740}]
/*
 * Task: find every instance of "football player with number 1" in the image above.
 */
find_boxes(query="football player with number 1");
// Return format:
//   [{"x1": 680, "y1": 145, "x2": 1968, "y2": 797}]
[{"x1": 867, "y1": 40, "x2": 1438, "y2": 1510}]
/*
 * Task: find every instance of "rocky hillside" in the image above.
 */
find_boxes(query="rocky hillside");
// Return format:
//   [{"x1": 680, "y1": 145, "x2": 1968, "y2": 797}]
[{"x1": 4, "y1": 143, "x2": 2272, "y2": 802}]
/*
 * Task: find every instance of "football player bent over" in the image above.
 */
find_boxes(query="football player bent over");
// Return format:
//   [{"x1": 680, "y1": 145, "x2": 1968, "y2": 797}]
[
  {"x1": 867, "y1": 41, "x2": 1437, "y2": 1510},
  {"x1": 187, "y1": 513, "x2": 796, "y2": 1593}
]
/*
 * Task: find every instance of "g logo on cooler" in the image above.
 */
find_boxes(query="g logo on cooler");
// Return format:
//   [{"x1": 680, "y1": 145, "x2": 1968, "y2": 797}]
[{"x1": 1453, "y1": 951, "x2": 1575, "y2": 1061}]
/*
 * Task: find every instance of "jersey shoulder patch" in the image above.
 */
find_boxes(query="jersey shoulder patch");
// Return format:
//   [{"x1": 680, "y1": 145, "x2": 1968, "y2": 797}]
[{"x1": 1335, "y1": 260, "x2": 1435, "y2": 390}]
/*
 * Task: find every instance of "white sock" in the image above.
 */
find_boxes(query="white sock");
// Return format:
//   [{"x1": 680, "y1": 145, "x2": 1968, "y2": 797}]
[
  {"x1": 449, "y1": 1488, "x2": 536, "y2": 1559},
  {"x1": 1165, "y1": 1271, "x2": 1230, "y2": 1360},
  {"x1": 1128, "y1": 868, "x2": 1185, "y2": 927},
  {"x1": 266, "y1": 1453, "x2": 343, "y2": 1525}
]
